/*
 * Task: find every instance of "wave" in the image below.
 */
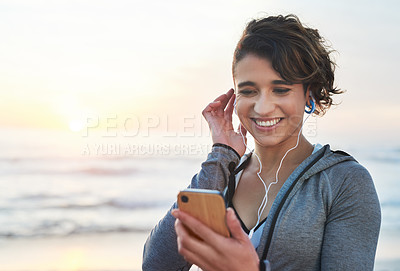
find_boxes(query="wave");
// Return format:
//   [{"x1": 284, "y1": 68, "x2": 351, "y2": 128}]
[
  {"x1": 52, "y1": 199, "x2": 168, "y2": 210},
  {"x1": 0, "y1": 203, "x2": 169, "y2": 240},
  {"x1": 14, "y1": 193, "x2": 64, "y2": 200},
  {"x1": 0, "y1": 155, "x2": 200, "y2": 176},
  {"x1": 0, "y1": 165, "x2": 139, "y2": 176},
  {"x1": 5, "y1": 195, "x2": 171, "y2": 211},
  {"x1": 0, "y1": 224, "x2": 152, "y2": 239}
]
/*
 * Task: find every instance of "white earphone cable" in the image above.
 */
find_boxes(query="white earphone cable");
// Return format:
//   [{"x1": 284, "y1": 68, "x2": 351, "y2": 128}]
[{"x1": 235, "y1": 98, "x2": 312, "y2": 239}]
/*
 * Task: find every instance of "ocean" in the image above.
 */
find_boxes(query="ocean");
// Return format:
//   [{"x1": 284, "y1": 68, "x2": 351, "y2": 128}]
[
  {"x1": 0, "y1": 129, "x2": 214, "y2": 241},
  {"x1": 0, "y1": 128, "x2": 399, "y2": 269}
]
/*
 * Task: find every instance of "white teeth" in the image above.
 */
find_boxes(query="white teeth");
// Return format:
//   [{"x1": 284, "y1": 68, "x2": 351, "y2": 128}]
[{"x1": 255, "y1": 118, "x2": 281, "y2": 127}]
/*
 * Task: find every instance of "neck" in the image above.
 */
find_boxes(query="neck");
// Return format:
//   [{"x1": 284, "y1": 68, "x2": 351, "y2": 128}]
[{"x1": 252, "y1": 134, "x2": 314, "y2": 175}]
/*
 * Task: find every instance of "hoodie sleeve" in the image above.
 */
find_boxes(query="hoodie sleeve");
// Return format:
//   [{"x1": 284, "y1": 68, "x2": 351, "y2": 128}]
[
  {"x1": 142, "y1": 144, "x2": 240, "y2": 271},
  {"x1": 321, "y1": 162, "x2": 381, "y2": 270}
]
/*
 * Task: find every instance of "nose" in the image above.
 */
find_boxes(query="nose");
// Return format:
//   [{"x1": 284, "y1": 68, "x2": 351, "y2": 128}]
[{"x1": 253, "y1": 92, "x2": 276, "y2": 116}]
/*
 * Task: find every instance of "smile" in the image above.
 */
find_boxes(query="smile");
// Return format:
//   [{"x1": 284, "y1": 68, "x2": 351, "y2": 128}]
[{"x1": 253, "y1": 118, "x2": 282, "y2": 127}]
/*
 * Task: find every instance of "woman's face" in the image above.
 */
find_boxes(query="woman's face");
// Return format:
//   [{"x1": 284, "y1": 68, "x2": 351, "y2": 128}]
[{"x1": 234, "y1": 54, "x2": 308, "y2": 148}]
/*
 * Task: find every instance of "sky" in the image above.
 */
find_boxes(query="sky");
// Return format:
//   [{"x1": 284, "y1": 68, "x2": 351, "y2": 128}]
[{"x1": 0, "y1": 0, "x2": 399, "y2": 147}]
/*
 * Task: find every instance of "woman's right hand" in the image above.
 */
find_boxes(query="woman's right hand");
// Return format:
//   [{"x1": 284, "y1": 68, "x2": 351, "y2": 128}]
[{"x1": 202, "y1": 88, "x2": 247, "y2": 157}]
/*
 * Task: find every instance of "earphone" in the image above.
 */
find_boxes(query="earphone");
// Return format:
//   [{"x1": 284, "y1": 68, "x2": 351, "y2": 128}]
[
  {"x1": 305, "y1": 94, "x2": 316, "y2": 114},
  {"x1": 233, "y1": 93, "x2": 314, "y2": 238}
]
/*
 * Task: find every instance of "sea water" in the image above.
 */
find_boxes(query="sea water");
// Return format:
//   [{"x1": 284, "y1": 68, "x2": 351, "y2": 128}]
[{"x1": 0, "y1": 129, "x2": 208, "y2": 239}]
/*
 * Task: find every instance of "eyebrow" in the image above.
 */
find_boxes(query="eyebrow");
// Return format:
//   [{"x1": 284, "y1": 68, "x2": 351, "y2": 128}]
[
  {"x1": 237, "y1": 80, "x2": 293, "y2": 88},
  {"x1": 237, "y1": 81, "x2": 257, "y2": 88},
  {"x1": 272, "y1": 80, "x2": 293, "y2": 85}
]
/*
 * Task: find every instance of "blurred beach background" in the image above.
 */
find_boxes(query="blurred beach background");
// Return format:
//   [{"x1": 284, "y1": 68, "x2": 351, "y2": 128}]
[{"x1": 1, "y1": 0, "x2": 399, "y2": 270}]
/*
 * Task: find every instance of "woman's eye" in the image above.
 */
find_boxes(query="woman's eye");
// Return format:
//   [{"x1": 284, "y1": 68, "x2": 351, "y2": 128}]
[
  {"x1": 238, "y1": 89, "x2": 255, "y2": 95},
  {"x1": 274, "y1": 88, "x2": 290, "y2": 94}
]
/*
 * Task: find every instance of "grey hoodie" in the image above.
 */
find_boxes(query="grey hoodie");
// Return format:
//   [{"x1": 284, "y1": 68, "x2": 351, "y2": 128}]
[{"x1": 142, "y1": 144, "x2": 381, "y2": 271}]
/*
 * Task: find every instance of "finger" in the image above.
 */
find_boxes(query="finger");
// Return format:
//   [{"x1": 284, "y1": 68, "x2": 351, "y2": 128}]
[
  {"x1": 202, "y1": 101, "x2": 221, "y2": 114},
  {"x1": 202, "y1": 89, "x2": 234, "y2": 124},
  {"x1": 175, "y1": 218, "x2": 208, "y2": 253},
  {"x1": 179, "y1": 250, "x2": 218, "y2": 271},
  {"x1": 225, "y1": 93, "x2": 235, "y2": 123},
  {"x1": 221, "y1": 88, "x2": 234, "y2": 109},
  {"x1": 226, "y1": 208, "x2": 249, "y2": 243},
  {"x1": 202, "y1": 101, "x2": 222, "y2": 124},
  {"x1": 177, "y1": 248, "x2": 215, "y2": 271},
  {"x1": 212, "y1": 88, "x2": 234, "y2": 111},
  {"x1": 174, "y1": 218, "x2": 220, "y2": 270}
]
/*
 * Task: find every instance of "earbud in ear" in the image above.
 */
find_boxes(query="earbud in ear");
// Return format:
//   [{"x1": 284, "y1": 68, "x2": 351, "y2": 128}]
[{"x1": 305, "y1": 94, "x2": 316, "y2": 114}]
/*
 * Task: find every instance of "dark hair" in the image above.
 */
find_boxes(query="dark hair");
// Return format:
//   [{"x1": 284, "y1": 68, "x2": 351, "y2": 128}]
[{"x1": 232, "y1": 14, "x2": 342, "y2": 115}]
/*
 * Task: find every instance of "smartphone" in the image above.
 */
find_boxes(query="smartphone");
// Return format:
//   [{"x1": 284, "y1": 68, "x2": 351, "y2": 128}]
[{"x1": 177, "y1": 188, "x2": 230, "y2": 238}]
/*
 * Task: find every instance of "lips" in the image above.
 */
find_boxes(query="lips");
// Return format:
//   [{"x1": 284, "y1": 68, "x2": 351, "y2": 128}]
[{"x1": 252, "y1": 118, "x2": 282, "y2": 128}]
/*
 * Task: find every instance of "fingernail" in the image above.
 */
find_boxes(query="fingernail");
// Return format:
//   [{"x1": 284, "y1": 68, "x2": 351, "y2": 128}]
[{"x1": 171, "y1": 209, "x2": 179, "y2": 218}]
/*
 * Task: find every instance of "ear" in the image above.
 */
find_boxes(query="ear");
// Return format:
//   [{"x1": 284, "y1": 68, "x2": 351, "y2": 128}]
[
  {"x1": 304, "y1": 86, "x2": 316, "y2": 114},
  {"x1": 304, "y1": 84, "x2": 311, "y2": 99},
  {"x1": 304, "y1": 87, "x2": 310, "y2": 105},
  {"x1": 305, "y1": 85, "x2": 316, "y2": 105}
]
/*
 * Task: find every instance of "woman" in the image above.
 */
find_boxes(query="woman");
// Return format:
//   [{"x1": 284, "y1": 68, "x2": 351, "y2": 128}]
[{"x1": 142, "y1": 14, "x2": 381, "y2": 271}]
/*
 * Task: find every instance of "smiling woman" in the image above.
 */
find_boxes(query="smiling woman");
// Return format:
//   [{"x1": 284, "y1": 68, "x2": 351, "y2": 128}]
[{"x1": 143, "y1": 14, "x2": 381, "y2": 271}]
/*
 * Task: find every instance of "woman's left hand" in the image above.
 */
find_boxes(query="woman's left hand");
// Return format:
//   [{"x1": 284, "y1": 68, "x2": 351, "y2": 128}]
[{"x1": 171, "y1": 208, "x2": 260, "y2": 271}]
